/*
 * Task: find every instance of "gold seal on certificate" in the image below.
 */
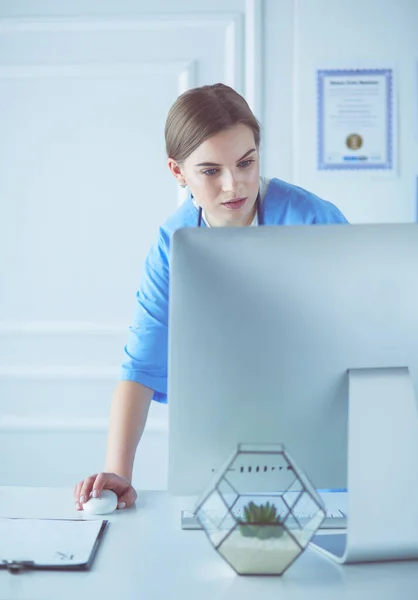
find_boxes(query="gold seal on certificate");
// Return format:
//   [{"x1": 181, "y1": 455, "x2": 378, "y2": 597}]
[{"x1": 346, "y1": 133, "x2": 363, "y2": 150}]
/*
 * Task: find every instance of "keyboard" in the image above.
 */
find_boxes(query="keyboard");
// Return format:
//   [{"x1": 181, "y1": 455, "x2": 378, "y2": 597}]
[
  {"x1": 297, "y1": 509, "x2": 346, "y2": 529},
  {"x1": 181, "y1": 508, "x2": 347, "y2": 530}
]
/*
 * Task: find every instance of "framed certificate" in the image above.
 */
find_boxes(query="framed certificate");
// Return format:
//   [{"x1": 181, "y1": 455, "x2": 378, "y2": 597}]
[{"x1": 317, "y1": 68, "x2": 394, "y2": 170}]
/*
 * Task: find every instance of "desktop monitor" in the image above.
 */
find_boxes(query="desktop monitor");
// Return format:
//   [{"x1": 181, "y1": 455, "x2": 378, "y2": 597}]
[{"x1": 167, "y1": 223, "x2": 418, "y2": 498}]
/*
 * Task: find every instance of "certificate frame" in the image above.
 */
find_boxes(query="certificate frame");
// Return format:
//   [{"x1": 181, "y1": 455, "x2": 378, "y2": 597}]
[{"x1": 317, "y1": 68, "x2": 394, "y2": 171}]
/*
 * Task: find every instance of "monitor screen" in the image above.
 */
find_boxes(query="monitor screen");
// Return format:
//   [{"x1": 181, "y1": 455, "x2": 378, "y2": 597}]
[{"x1": 167, "y1": 223, "x2": 418, "y2": 496}]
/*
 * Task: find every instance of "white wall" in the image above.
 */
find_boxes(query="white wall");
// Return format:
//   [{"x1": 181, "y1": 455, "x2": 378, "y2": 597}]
[{"x1": 263, "y1": 0, "x2": 418, "y2": 224}]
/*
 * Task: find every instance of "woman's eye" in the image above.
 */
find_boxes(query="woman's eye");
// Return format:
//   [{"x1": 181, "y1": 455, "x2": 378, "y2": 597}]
[
  {"x1": 238, "y1": 159, "x2": 254, "y2": 168},
  {"x1": 202, "y1": 160, "x2": 254, "y2": 176}
]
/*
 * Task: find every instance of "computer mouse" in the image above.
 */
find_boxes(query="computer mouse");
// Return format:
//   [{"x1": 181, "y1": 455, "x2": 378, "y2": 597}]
[{"x1": 82, "y1": 489, "x2": 118, "y2": 515}]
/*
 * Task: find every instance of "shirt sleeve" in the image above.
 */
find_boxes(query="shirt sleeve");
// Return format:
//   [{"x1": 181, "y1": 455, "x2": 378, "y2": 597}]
[
  {"x1": 119, "y1": 232, "x2": 170, "y2": 403},
  {"x1": 312, "y1": 199, "x2": 349, "y2": 224}
]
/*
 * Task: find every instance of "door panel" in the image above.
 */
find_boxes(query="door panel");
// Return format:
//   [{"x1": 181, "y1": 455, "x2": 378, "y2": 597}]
[{"x1": 0, "y1": 2, "x2": 260, "y2": 488}]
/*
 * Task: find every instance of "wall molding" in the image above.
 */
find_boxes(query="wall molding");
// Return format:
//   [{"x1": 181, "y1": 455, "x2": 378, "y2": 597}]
[
  {"x1": 245, "y1": 0, "x2": 263, "y2": 124},
  {"x1": 177, "y1": 61, "x2": 198, "y2": 207},
  {"x1": 0, "y1": 14, "x2": 243, "y2": 33},
  {"x1": 224, "y1": 13, "x2": 244, "y2": 93},
  {"x1": 0, "y1": 365, "x2": 118, "y2": 379},
  {"x1": 0, "y1": 414, "x2": 168, "y2": 434},
  {"x1": 0, "y1": 322, "x2": 127, "y2": 335},
  {"x1": 0, "y1": 60, "x2": 195, "y2": 79},
  {"x1": 178, "y1": 60, "x2": 197, "y2": 96}
]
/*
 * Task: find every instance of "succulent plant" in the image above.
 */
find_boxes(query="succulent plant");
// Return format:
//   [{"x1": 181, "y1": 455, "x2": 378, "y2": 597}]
[{"x1": 238, "y1": 501, "x2": 285, "y2": 540}]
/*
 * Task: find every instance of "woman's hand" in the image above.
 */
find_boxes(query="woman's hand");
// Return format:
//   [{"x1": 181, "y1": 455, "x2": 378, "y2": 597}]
[{"x1": 73, "y1": 472, "x2": 137, "y2": 511}]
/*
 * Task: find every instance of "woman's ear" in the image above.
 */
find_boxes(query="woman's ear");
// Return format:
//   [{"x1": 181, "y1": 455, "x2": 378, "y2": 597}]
[{"x1": 168, "y1": 158, "x2": 186, "y2": 187}]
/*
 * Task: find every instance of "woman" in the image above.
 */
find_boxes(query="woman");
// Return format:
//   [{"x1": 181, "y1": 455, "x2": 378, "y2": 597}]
[{"x1": 74, "y1": 83, "x2": 347, "y2": 511}]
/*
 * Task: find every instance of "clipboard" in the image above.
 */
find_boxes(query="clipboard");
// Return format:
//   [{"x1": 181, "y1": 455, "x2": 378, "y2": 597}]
[{"x1": 0, "y1": 517, "x2": 108, "y2": 573}]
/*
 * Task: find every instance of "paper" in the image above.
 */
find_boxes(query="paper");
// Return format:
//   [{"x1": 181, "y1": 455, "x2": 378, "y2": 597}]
[
  {"x1": 317, "y1": 68, "x2": 394, "y2": 170},
  {"x1": 0, "y1": 518, "x2": 105, "y2": 566}
]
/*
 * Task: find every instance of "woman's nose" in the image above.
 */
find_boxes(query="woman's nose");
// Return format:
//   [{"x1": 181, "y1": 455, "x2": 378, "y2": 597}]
[{"x1": 221, "y1": 172, "x2": 237, "y2": 193}]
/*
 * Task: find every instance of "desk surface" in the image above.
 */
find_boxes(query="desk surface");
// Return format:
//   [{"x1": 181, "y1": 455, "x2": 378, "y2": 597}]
[{"x1": 0, "y1": 487, "x2": 417, "y2": 600}]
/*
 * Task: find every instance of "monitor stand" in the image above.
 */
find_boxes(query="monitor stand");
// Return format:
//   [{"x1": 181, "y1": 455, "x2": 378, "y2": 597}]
[{"x1": 311, "y1": 367, "x2": 418, "y2": 563}]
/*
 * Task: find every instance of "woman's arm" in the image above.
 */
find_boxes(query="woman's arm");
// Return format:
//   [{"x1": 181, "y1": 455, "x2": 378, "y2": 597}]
[
  {"x1": 73, "y1": 380, "x2": 154, "y2": 510},
  {"x1": 105, "y1": 380, "x2": 154, "y2": 480}
]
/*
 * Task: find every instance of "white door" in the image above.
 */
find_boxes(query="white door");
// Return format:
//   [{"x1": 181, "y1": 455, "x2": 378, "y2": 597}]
[{"x1": 0, "y1": 0, "x2": 262, "y2": 488}]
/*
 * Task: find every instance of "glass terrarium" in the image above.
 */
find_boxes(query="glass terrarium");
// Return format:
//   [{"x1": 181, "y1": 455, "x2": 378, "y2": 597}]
[{"x1": 194, "y1": 443, "x2": 326, "y2": 576}]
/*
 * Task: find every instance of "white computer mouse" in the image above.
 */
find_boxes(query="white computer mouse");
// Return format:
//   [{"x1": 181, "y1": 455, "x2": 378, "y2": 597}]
[{"x1": 82, "y1": 489, "x2": 118, "y2": 515}]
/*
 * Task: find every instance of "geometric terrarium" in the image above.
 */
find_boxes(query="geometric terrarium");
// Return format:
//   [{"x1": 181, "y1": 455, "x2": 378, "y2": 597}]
[{"x1": 194, "y1": 443, "x2": 326, "y2": 575}]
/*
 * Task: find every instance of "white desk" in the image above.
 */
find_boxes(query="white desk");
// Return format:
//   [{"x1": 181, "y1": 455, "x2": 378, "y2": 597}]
[{"x1": 0, "y1": 487, "x2": 417, "y2": 600}]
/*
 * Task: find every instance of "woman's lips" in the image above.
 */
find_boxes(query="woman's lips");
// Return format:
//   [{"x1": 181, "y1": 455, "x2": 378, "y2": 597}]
[{"x1": 222, "y1": 197, "x2": 247, "y2": 210}]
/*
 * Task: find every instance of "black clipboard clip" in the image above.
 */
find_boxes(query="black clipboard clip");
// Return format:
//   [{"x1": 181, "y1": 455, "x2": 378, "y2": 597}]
[{"x1": 2, "y1": 560, "x2": 35, "y2": 574}]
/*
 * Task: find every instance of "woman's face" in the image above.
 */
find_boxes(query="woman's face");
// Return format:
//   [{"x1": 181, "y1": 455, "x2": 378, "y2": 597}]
[{"x1": 168, "y1": 124, "x2": 260, "y2": 227}]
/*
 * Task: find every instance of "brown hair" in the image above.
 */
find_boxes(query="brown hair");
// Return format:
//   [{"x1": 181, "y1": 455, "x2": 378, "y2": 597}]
[{"x1": 165, "y1": 83, "x2": 261, "y2": 163}]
